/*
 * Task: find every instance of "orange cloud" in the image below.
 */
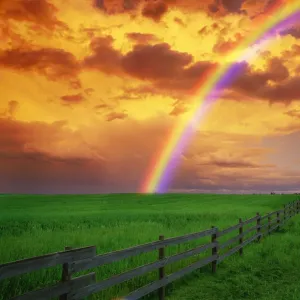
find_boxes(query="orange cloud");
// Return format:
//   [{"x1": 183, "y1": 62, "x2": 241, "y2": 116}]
[
  {"x1": 122, "y1": 43, "x2": 192, "y2": 79},
  {"x1": 106, "y1": 111, "x2": 128, "y2": 121},
  {"x1": 0, "y1": 48, "x2": 79, "y2": 81},
  {"x1": 141, "y1": 0, "x2": 168, "y2": 21},
  {"x1": 60, "y1": 93, "x2": 84, "y2": 104},
  {"x1": 83, "y1": 36, "x2": 122, "y2": 74},
  {"x1": 126, "y1": 32, "x2": 159, "y2": 44},
  {"x1": 213, "y1": 33, "x2": 244, "y2": 54},
  {"x1": 0, "y1": 0, "x2": 67, "y2": 30}
]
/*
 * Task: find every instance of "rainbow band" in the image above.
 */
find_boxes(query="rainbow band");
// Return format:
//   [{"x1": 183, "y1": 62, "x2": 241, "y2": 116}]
[{"x1": 141, "y1": 1, "x2": 300, "y2": 193}]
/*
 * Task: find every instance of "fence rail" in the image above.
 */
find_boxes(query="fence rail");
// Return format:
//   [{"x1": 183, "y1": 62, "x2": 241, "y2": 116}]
[{"x1": 1, "y1": 199, "x2": 299, "y2": 300}]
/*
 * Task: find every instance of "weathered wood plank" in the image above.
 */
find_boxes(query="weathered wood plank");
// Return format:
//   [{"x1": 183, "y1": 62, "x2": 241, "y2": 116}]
[
  {"x1": 10, "y1": 273, "x2": 95, "y2": 300},
  {"x1": 71, "y1": 228, "x2": 216, "y2": 273},
  {"x1": 243, "y1": 215, "x2": 259, "y2": 226},
  {"x1": 217, "y1": 223, "x2": 241, "y2": 237},
  {"x1": 260, "y1": 210, "x2": 281, "y2": 221},
  {"x1": 240, "y1": 224, "x2": 259, "y2": 237},
  {"x1": 0, "y1": 246, "x2": 96, "y2": 281},
  {"x1": 269, "y1": 217, "x2": 281, "y2": 224},
  {"x1": 283, "y1": 215, "x2": 292, "y2": 223},
  {"x1": 259, "y1": 223, "x2": 269, "y2": 234},
  {"x1": 122, "y1": 255, "x2": 217, "y2": 300},
  {"x1": 268, "y1": 224, "x2": 280, "y2": 234},
  {"x1": 218, "y1": 233, "x2": 262, "y2": 263},
  {"x1": 219, "y1": 234, "x2": 242, "y2": 249},
  {"x1": 219, "y1": 224, "x2": 260, "y2": 250},
  {"x1": 69, "y1": 242, "x2": 217, "y2": 299}
]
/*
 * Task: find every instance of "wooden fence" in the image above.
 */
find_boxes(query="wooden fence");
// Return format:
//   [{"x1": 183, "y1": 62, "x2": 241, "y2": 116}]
[{"x1": 1, "y1": 200, "x2": 299, "y2": 300}]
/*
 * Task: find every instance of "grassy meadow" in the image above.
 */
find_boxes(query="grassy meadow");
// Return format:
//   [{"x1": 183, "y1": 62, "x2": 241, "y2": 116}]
[{"x1": 0, "y1": 193, "x2": 300, "y2": 300}]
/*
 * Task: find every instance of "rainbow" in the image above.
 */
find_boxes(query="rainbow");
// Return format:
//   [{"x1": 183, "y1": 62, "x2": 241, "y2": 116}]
[{"x1": 141, "y1": 1, "x2": 300, "y2": 193}]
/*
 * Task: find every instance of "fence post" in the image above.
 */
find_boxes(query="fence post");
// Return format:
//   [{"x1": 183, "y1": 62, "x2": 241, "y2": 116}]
[
  {"x1": 158, "y1": 235, "x2": 165, "y2": 300},
  {"x1": 239, "y1": 218, "x2": 243, "y2": 256},
  {"x1": 297, "y1": 200, "x2": 300, "y2": 214},
  {"x1": 268, "y1": 216, "x2": 271, "y2": 234},
  {"x1": 211, "y1": 226, "x2": 218, "y2": 274},
  {"x1": 256, "y1": 213, "x2": 261, "y2": 242},
  {"x1": 276, "y1": 211, "x2": 280, "y2": 231},
  {"x1": 60, "y1": 246, "x2": 72, "y2": 300},
  {"x1": 283, "y1": 205, "x2": 286, "y2": 223}
]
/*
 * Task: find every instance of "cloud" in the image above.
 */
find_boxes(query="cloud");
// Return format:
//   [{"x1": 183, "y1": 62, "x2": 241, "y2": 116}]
[
  {"x1": 240, "y1": 0, "x2": 285, "y2": 19},
  {"x1": 221, "y1": 0, "x2": 245, "y2": 13},
  {"x1": 94, "y1": 103, "x2": 110, "y2": 110},
  {"x1": 280, "y1": 25, "x2": 300, "y2": 39},
  {"x1": 1, "y1": 100, "x2": 19, "y2": 119},
  {"x1": 213, "y1": 33, "x2": 244, "y2": 54},
  {"x1": 126, "y1": 32, "x2": 159, "y2": 44},
  {"x1": 106, "y1": 111, "x2": 128, "y2": 121},
  {"x1": 122, "y1": 43, "x2": 193, "y2": 79},
  {"x1": 94, "y1": 0, "x2": 135, "y2": 14},
  {"x1": 0, "y1": 116, "x2": 170, "y2": 193},
  {"x1": 257, "y1": 76, "x2": 300, "y2": 103},
  {"x1": 84, "y1": 88, "x2": 95, "y2": 96},
  {"x1": 82, "y1": 36, "x2": 122, "y2": 74},
  {"x1": 231, "y1": 58, "x2": 292, "y2": 102},
  {"x1": 60, "y1": 93, "x2": 84, "y2": 104},
  {"x1": 121, "y1": 43, "x2": 216, "y2": 96},
  {"x1": 141, "y1": 0, "x2": 168, "y2": 21},
  {"x1": 0, "y1": 48, "x2": 80, "y2": 81},
  {"x1": 285, "y1": 109, "x2": 300, "y2": 119},
  {"x1": 82, "y1": 33, "x2": 298, "y2": 105},
  {"x1": 0, "y1": 117, "x2": 109, "y2": 193},
  {"x1": 163, "y1": 0, "x2": 222, "y2": 14},
  {"x1": 154, "y1": 61, "x2": 216, "y2": 95},
  {"x1": 83, "y1": 37, "x2": 211, "y2": 91},
  {"x1": 199, "y1": 158, "x2": 269, "y2": 169},
  {"x1": 91, "y1": 0, "x2": 282, "y2": 23},
  {"x1": 283, "y1": 44, "x2": 300, "y2": 58},
  {"x1": 169, "y1": 130, "x2": 300, "y2": 193},
  {"x1": 82, "y1": 36, "x2": 218, "y2": 100},
  {"x1": 169, "y1": 101, "x2": 188, "y2": 116},
  {"x1": 174, "y1": 17, "x2": 185, "y2": 26},
  {"x1": 0, "y1": 0, "x2": 67, "y2": 30},
  {"x1": 1, "y1": 114, "x2": 300, "y2": 193}
]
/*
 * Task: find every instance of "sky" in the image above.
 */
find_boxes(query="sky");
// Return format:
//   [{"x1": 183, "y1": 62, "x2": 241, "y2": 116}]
[{"x1": 0, "y1": 0, "x2": 300, "y2": 194}]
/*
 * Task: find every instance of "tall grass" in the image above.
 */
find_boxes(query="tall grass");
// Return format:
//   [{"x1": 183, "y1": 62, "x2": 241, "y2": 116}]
[{"x1": 0, "y1": 193, "x2": 298, "y2": 299}]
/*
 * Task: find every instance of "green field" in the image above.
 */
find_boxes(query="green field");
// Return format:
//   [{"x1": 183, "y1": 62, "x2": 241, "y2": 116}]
[{"x1": 1, "y1": 193, "x2": 300, "y2": 300}]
